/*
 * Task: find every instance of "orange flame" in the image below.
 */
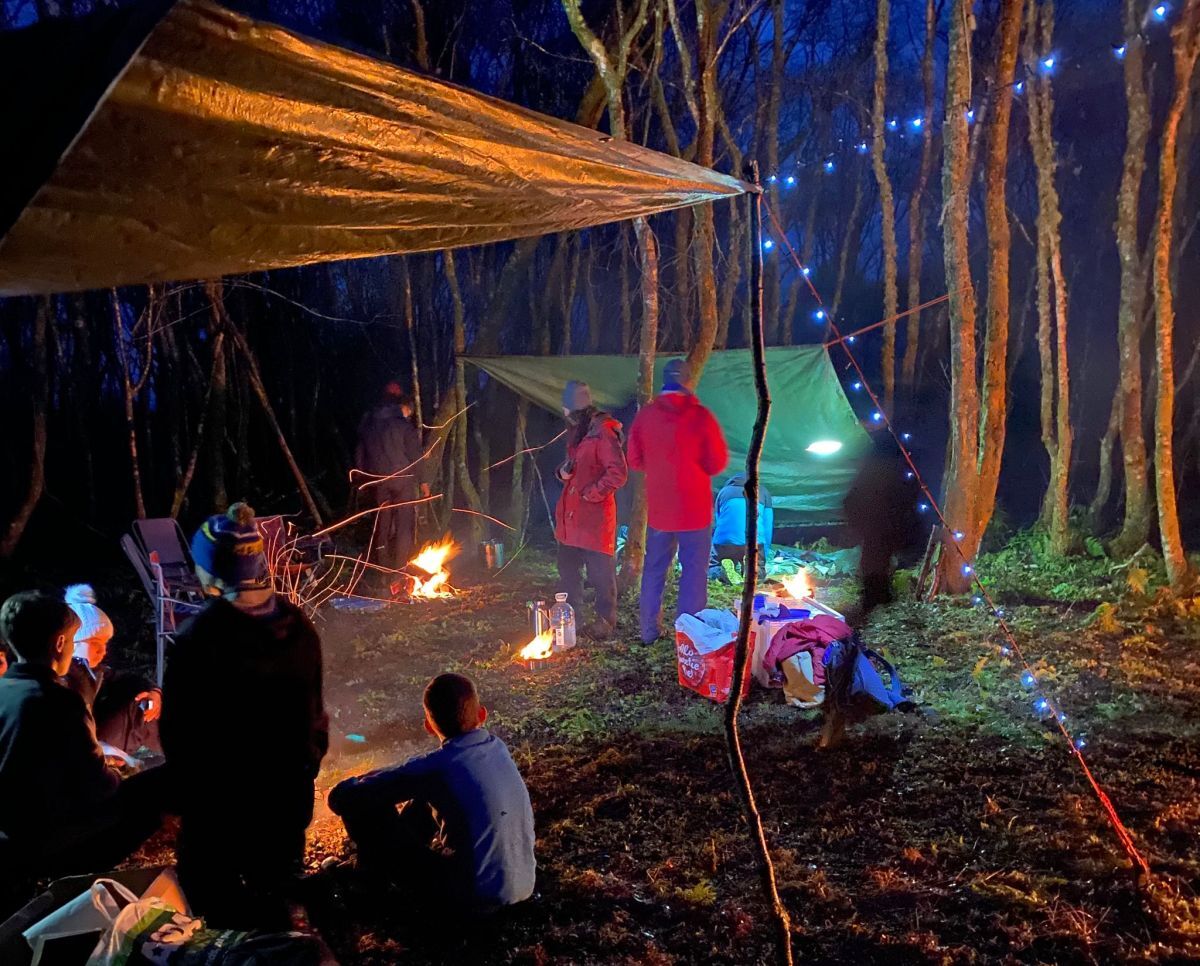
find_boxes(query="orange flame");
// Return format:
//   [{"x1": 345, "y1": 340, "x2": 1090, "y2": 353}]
[
  {"x1": 409, "y1": 537, "x2": 458, "y2": 599},
  {"x1": 780, "y1": 570, "x2": 812, "y2": 600},
  {"x1": 517, "y1": 630, "x2": 554, "y2": 662}
]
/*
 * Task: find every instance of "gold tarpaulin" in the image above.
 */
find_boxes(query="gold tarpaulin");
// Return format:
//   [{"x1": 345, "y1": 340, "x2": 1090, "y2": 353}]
[{"x1": 0, "y1": 0, "x2": 748, "y2": 296}]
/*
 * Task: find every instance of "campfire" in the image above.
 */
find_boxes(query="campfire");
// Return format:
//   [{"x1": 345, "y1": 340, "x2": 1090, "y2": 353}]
[
  {"x1": 517, "y1": 630, "x2": 554, "y2": 668},
  {"x1": 408, "y1": 537, "x2": 458, "y2": 598},
  {"x1": 780, "y1": 569, "x2": 813, "y2": 599}
]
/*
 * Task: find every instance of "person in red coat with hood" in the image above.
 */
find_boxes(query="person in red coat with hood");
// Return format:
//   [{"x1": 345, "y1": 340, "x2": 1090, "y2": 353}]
[
  {"x1": 555, "y1": 381, "x2": 629, "y2": 638},
  {"x1": 628, "y1": 359, "x2": 729, "y2": 643}
]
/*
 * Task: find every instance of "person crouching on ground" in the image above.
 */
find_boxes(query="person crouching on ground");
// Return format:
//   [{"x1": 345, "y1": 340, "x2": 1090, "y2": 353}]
[
  {"x1": 555, "y1": 380, "x2": 628, "y2": 640},
  {"x1": 628, "y1": 358, "x2": 729, "y2": 643},
  {"x1": 62, "y1": 584, "x2": 161, "y2": 758},
  {"x1": 708, "y1": 473, "x2": 774, "y2": 585},
  {"x1": 329, "y1": 673, "x2": 536, "y2": 912},
  {"x1": 0, "y1": 592, "x2": 165, "y2": 883},
  {"x1": 161, "y1": 502, "x2": 329, "y2": 930}
]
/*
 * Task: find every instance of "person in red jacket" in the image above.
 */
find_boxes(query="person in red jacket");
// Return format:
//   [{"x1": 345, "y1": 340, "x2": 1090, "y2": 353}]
[
  {"x1": 555, "y1": 381, "x2": 628, "y2": 638},
  {"x1": 627, "y1": 359, "x2": 729, "y2": 643}
]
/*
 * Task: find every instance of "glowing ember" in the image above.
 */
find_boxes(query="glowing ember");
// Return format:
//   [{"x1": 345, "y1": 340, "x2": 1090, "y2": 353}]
[
  {"x1": 517, "y1": 630, "x2": 554, "y2": 662},
  {"x1": 780, "y1": 570, "x2": 812, "y2": 599},
  {"x1": 408, "y1": 537, "x2": 458, "y2": 598}
]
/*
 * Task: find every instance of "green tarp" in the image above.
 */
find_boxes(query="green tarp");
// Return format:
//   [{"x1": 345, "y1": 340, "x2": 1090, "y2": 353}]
[{"x1": 468, "y1": 347, "x2": 871, "y2": 524}]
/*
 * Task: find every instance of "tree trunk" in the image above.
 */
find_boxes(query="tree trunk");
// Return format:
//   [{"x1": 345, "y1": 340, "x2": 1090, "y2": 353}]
[
  {"x1": 871, "y1": 0, "x2": 900, "y2": 414},
  {"x1": 204, "y1": 282, "x2": 229, "y2": 511},
  {"x1": 934, "y1": 0, "x2": 980, "y2": 593},
  {"x1": 111, "y1": 290, "x2": 147, "y2": 519},
  {"x1": 172, "y1": 329, "x2": 227, "y2": 519},
  {"x1": 1151, "y1": 0, "x2": 1200, "y2": 590},
  {"x1": 402, "y1": 260, "x2": 424, "y2": 430},
  {"x1": 974, "y1": 0, "x2": 1023, "y2": 542},
  {"x1": 509, "y1": 398, "x2": 529, "y2": 532},
  {"x1": 445, "y1": 249, "x2": 486, "y2": 548},
  {"x1": 901, "y1": 0, "x2": 938, "y2": 389},
  {"x1": 1111, "y1": 0, "x2": 1153, "y2": 557},
  {"x1": 624, "y1": 216, "x2": 660, "y2": 588},
  {"x1": 0, "y1": 299, "x2": 50, "y2": 559},
  {"x1": 1027, "y1": 0, "x2": 1072, "y2": 554},
  {"x1": 1088, "y1": 393, "x2": 1120, "y2": 528},
  {"x1": 762, "y1": 0, "x2": 784, "y2": 332}
]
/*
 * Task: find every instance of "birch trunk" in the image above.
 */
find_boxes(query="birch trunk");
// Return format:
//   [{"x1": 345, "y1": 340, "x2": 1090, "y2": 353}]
[{"x1": 871, "y1": 0, "x2": 900, "y2": 414}]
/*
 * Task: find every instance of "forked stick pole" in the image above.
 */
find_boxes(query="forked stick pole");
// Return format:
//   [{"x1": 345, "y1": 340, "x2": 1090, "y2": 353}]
[{"x1": 724, "y1": 163, "x2": 793, "y2": 965}]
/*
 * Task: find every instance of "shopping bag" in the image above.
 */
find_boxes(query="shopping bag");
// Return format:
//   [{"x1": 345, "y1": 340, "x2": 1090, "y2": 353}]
[
  {"x1": 24, "y1": 878, "x2": 132, "y2": 966},
  {"x1": 85, "y1": 877, "x2": 198, "y2": 966}
]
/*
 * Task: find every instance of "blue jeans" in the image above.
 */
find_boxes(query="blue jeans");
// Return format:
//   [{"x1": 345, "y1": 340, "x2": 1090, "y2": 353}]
[{"x1": 640, "y1": 526, "x2": 712, "y2": 642}]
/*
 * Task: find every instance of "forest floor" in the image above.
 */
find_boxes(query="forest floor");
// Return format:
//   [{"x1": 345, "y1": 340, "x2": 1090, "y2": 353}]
[{"x1": 259, "y1": 536, "x2": 1200, "y2": 965}]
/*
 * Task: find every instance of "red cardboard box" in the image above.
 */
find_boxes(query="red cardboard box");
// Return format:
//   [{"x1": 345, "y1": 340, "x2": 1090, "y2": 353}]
[{"x1": 675, "y1": 629, "x2": 753, "y2": 704}]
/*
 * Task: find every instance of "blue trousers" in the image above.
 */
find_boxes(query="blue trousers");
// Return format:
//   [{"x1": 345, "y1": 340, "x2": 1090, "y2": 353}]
[{"x1": 640, "y1": 526, "x2": 712, "y2": 643}]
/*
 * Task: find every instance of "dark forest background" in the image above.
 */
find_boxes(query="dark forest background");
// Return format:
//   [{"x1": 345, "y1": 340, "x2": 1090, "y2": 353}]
[{"x1": 1, "y1": 0, "x2": 1198, "y2": 581}]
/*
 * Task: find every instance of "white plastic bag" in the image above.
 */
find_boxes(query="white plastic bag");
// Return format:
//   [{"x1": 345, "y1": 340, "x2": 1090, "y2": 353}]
[
  {"x1": 23, "y1": 878, "x2": 131, "y2": 966},
  {"x1": 86, "y1": 874, "x2": 199, "y2": 966},
  {"x1": 674, "y1": 609, "x2": 738, "y2": 655}
]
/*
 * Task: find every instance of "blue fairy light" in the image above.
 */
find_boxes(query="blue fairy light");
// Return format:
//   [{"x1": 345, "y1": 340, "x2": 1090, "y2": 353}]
[
  {"x1": 1074, "y1": 736, "x2": 1087, "y2": 750},
  {"x1": 814, "y1": 309, "x2": 826, "y2": 321},
  {"x1": 802, "y1": 266, "x2": 811, "y2": 276},
  {"x1": 901, "y1": 432, "x2": 912, "y2": 441},
  {"x1": 823, "y1": 159, "x2": 836, "y2": 173},
  {"x1": 767, "y1": 174, "x2": 778, "y2": 183},
  {"x1": 972, "y1": 595, "x2": 982, "y2": 605},
  {"x1": 966, "y1": 109, "x2": 976, "y2": 124},
  {"x1": 1000, "y1": 645, "x2": 1012, "y2": 657},
  {"x1": 954, "y1": 530, "x2": 964, "y2": 541},
  {"x1": 996, "y1": 608, "x2": 1006, "y2": 618},
  {"x1": 1021, "y1": 671, "x2": 1036, "y2": 688},
  {"x1": 1015, "y1": 80, "x2": 1025, "y2": 94},
  {"x1": 785, "y1": 175, "x2": 796, "y2": 186},
  {"x1": 962, "y1": 564, "x2": 973, "y2": 576},
  {"x1": 910, "y1": 116, "x2": 924, "y2": 130},
  {"x1": 871, "y1": 411, "x2": 883, "y2": 423},
  {"x1": 1057, "y1": 711, "x2": 1068, "y2": 723},
  {"x1": 1041, "y1": 55, "x2": 1056, "y2": 72},
  {"x1": 1154, "y1": 4, "x2": 1168, "y2": 20},
  {"x1": 905, "y1": 471, "x2": 915, "y2": 480},
  {"x1": 763, "y1": 239, "x2": 775, "y2": 251},
  {"x1": 1034, "y1": 697, "x2": 1050, "y2": 714},
  {"x1": 847, "y1": 335, "x2": 856, "y2": 343},
  {"x1": 887, "y1": 117, "x2": 899, "y2": 131},
  {"x1": 852, "y1": 381, "x2": 863, "y2": 391},
  {"x1": 856, "y1": 141, "x2": 869, "y2": 154},
  {"x1": 918, "y1": 502, "x2": 929, "y2": 512},
  {"x1": 1113, "y1": 43, "x2": 1127, "y2": 59}
]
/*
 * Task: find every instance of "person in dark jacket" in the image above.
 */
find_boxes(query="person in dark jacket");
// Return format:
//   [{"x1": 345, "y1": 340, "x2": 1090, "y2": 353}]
[
  {"x1": 355, "y1": 382, "x2": 425, "y2": 581},
  {"x1": 708, "y1": 473, "x2": 774, "y2": 583},
  {"x1": 628, "y1": 359, "x2": 729, "y2": 643},
  {"x1": 329, "y1": 673, "x2": 535, "y2": 911},
  {"x1": 162, "y1": 503, "x2": 329, "y2": 929},
  {"x1": 843, "y1": 433, "x2": 920, "y2": 624},
  {"x1": 0, "y1": 592, "x2": 164, "y2": 881},
  {"x1": 555, "y1": 380, "x2": 628, "y2": 638},
  {"x1": 62, "y1": 584, "x2": 161, "y2": 757}
]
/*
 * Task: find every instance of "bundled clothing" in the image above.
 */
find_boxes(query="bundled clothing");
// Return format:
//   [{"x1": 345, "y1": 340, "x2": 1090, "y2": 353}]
[
  {"x1": 356, "y1": 402, "x2": 424, "y2": 571},
  {"x1": 0, "y1": 664, "x2": 163, "y2": 878},
  {"x1": 555, "y1": 406, "x2": 628, "y2": 628},
  {"x1": 709, "y1": 474, "x2": 774, "y2": 580},
  {"x1": 161, "y1": 597, "x2": 328, "y2": 929},
  {"x1": 329, "y1": 728, "x2": 536, "y2": 910},
  {"x1": 628, "y1": 387, "x2": 729, "y2": 642}
]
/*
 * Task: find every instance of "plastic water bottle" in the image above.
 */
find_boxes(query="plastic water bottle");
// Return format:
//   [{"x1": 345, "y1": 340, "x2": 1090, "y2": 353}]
[{"x1": 550, "y1": 593, "x2": 577, "y2": 651}]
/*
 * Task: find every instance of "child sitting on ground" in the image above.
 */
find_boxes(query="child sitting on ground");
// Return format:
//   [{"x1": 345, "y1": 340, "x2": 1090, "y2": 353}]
[
  {"x1": 62, "y1": 584, "x2": 162, "y2": 758},
  {"x1": 328, "y1": 673, "x2": 536, "y2": 911},
  {"x1": 0, "y1": 592, "x2": 165, "y2": 880}
]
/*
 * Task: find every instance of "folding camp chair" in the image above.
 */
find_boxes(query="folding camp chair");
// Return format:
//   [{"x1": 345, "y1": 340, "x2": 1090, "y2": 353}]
[
  {"x1": 131, "y1": 518, "x2": 199, "y2": 588},
  {"x1": 121, "y1": 531, "x2": 204, "y2": 688}
]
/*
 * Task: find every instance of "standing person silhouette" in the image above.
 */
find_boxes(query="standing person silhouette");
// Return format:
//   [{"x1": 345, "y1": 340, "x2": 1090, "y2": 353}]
[{"x1": 628, "y1": 359, "x2": 729, "y2": 643}]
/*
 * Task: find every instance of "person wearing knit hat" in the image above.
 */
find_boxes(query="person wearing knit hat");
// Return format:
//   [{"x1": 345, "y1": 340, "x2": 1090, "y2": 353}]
[
  {"x1": 62, "y1": 585, "x2": 162, "y2": 757},
  {"x1": 555, "y1": 379, "x2": 627, "y2": 640},
  {"x1": 163, "y1": 500, "x2": 328, "y2": 928},
  {"x1": 190, "y1": 503, "x2": 271, "y2": 595}
]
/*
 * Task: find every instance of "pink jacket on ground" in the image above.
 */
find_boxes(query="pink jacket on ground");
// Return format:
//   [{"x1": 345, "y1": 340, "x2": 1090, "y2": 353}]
[{"x1": 761, "y1": 615, "x2": 852, "y2": 684}]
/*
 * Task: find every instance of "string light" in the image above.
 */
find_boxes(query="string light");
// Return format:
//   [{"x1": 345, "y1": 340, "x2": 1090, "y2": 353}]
[
  {"x1": 1035, "y1": 697, "x2": 1051, "y2": 715},
  {"x1": 966, "y1": 109, "x2": 976, "y2": 124},
  {"x1": 814, "y1": 308, "x2": 826, "y2": 320},
  {"x1": 918, "y1": 502, "x2": 929, "y2": 512},
  {"x1": 871, "y1": 411, "x2": 883, "y2": 422},
  {"x1": 972, "y1": 595, "x2": 983, "y2": 604},
  {"x1": 856, "y1": 141, "x2": 869, "y2": 154},
  {"x1": 851, "y1": 380, "x2": 862, "y2": 390},
  {"x1": 767, "y1": 174, "x2": 778, "y2": 183},
  {"x1": 1000, "y1": 645, "x2": 1012, "y2": 657},
  {"x1": 901, "y1": 432, "x2": 912, "y2": 441},
  {"x1": 887, "y1": 117, "x2": 899, "y2": 131},
  {"x1": 962, "y1": 564, "x2": 973, "y2": 576},
  {"x1": 910, "y1": 116, "x2": 924, "y2": 130},
  {"x1": 846, "y1": 335, "x2": 856, "y2": 343},
  {"x1": 953, "y1": 530, "x2": 964, "y2": 540},
  {"x1": 1015, "y1": 80, "x2": 1025, "y2": 94},
  {"x1": 1021, "y1": 671, "x2": 1036, "y2": 688},
  {"x1": 785, "y1": 175, "x2": 796, "y2": 186},
  {"x1": 905, "y1": 470, "x2": 915, "y2": 479},
  {"x1": 1074, "y1": 736, "x2": 1087, "y2": 750},
  {"x1": 1041, "y1": 54, "x2": 1056, "y2": 72},
  {"x1": 1154, "y1": 3, "x2": 1168, "y2": 20},
  {"x1": 823, "y1": 159, "x2": 836, "y2": 173},
  {"x1": 1113, "y1": 43, "x2": 1127, "y2": 58},
  {"x1": 801, "y1": 266, "x2": 811, "y2": 276},
  {"x1": 763, "y1": 239, "x2": 774, "y2": 251}
]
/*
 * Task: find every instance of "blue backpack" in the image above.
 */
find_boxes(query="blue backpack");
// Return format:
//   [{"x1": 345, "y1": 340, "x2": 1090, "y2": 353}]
[{"x1": 823, "y1": 637, "x2": 909, "y2": 714}]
